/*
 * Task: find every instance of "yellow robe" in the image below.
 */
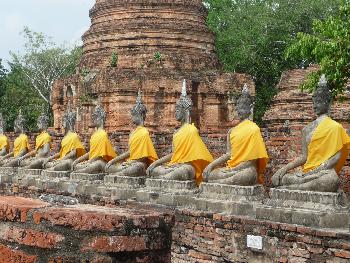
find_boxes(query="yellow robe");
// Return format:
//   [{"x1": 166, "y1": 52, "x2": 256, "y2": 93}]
[
  {"x1": 0, "y1": 135, "x2": 9, "y2": 153},
  {"x1": 35, "y1": 132, "x2": 51, "y2": 151},
  {"x1": 129, "y1": 126, "x2": 158, "y2": 165},
  {"x1": 169, "y1": 123, "x2": 213, "y2": 185},
  {"x1": 59, "y1": 132, "x2": 86, "y2": 159},
  {"x1": 304, "y1": 117, "x2": 350, "y2": 174},
  {"x1": 89, "y1": 129, "x2": 117, "y2": 162},
  {"x1": 227, "y1": 120, "x2": 269, "y2": 184},
  {"x1": 14, "y1": 134, "x2": 30, "y2": 157}
]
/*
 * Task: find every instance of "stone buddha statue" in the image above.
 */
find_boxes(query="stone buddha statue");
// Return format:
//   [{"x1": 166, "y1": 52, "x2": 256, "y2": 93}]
[
  {"x1": 18, "y1": 112, "x2": 52, "y2": 169},
  {"x1": 72, "y1": 101, "x2": 117, "y2": 174},
  {"x1": 105, "y1": 89, "x2": 158, "y2": 176},
  {"x1": 1, "y1": 111, "x2": 30, "y2": 167},
  {"x1": 43, "y1": 103, "x2": 85, "y2": 171},
  {"x1": 146, "y1": 80, "x2": 213, "y2": 185},
  {"x1": 0, "y1": 113, "x2": 9, "y2": 157},
  {"x1": 203, "y1": 85, "x2": 269, "y2": 185},
  {"x1": 272, "y1": 75, "x2": 350, "y2": 192}
]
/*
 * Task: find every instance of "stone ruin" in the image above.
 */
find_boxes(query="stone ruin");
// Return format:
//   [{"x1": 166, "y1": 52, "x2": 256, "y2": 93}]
[{"x1": 51, "y1": 0, "x2": 254, "y2": 156}]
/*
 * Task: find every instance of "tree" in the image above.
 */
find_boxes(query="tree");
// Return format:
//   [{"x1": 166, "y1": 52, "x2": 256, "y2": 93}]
[
  {"x1": 204, "y1": 0, "x2": 342, "y2": 123},
  {"x1": 0, "y1": 63, "x2": 43, "y2": 131},
  {"x1": 10, "y1": 27, "x2": 82, "y2": 109},
  {"x1": 285, "y1": 1, "x2": 350, "y2": 95},
  {"x1": 0, "y1": 59, "x2": 7, "y2": 99}
]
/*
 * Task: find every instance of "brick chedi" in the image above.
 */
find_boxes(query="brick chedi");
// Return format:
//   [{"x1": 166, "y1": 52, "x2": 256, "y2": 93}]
[
  {"x1": 263, "y1": 65, "x2": 350, "y2": 192},
  {"x1": 51, "y1": 0, "x2": 254, "y2": 156}
]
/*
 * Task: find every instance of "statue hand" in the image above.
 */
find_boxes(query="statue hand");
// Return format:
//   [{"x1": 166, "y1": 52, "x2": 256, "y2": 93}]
[
  {"x1": 146, "y1": 164, "x2": 155, "y2": 177},
  {"x1": 71, "y1": 160, "x2": 78, "y2": 171},
  {"x1": 272, "y1": 167, "x2": 287, "y2": 186},
  {"x1": 105, "y1": 161, "x2": 112, "y2": 173},
  {"x1": 202, "y1": 166, "x2": 212, "y2": 182}
]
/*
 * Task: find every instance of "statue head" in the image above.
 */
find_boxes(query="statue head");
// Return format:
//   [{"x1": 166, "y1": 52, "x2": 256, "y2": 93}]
[
  {"x1": 0, "y1": 113, "x2": 5, "y2": 135},
  {"x1": 312, "y1": 74, "x2": 331, "y2": 116},
  {"x1": 131, "y1": 89, "x2": 147, "y2": 125},
  {"x1": 62, "y1": 101, "x2": 76, "y2": 132},
  {"x1": 14, "y1": 110, "x2": 26, "y2": 134},
  {"x1": 236, "y1": 84, "x2": 253, "y2": 120},
  {"x1": 92, "y1": 99, "x2": 106, "y2": 128},
  {"x1": 175, "y1": 79, "x2": 192, "y2": 122},
  {"x1": 37, "y1": 111, "x2": 49, "y2": 131}
]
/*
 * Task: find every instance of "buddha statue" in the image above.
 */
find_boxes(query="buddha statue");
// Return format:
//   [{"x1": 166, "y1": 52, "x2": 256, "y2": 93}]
[
  {"x1": 1, "y1": 111, "x2": 30, "y2": 167},
  {"x1": 272, "y1": 75, "x2": 350, "y2": 192},
  {"x1": 146, "y1": 80, "x2": 213, "y2": 185},
  {"x1": 18, "y1": 111, "x2": 52, "y2": 169},
  {"x1": 43, "y1": 103, "x2": 85, "y2": 171},
  {"x1": 203, "y1": 85, "x2": 269, "y2": 185},
  {"x1": 72, "y1": 101, "x2": 117, "y2": 174},
  {"x1": 105, "y1": 89, "x2": 158, "y2": 176},
  {"x1": 0, "y1": 113, "x2": 9, "y2": 157}
]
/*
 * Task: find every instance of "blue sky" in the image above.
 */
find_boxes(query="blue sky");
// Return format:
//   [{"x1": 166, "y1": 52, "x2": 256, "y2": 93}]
[{"x1": 0, "y1": 0, "x2": 95, "y2": 67}]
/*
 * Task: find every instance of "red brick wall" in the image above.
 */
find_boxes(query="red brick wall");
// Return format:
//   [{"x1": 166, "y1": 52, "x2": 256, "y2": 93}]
[
  {"x1": 0, "y1": 196, "x2": 173, "y2": 263},
  {"x1": 172, "y1": 209, "x2": 350, "y2": 263}
]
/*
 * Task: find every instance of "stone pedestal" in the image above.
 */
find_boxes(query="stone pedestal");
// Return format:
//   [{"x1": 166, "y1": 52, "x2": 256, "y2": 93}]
[
  {"x1": 194, "y1": 183, "x2": 264, "y2": 216},
  {"x1": 0, "y1": 167, "x2": 17, "y2": 184},
  {"x1": 136, "y1": 179, "x2": 198, "y2": 207},
  {"x1": 105, "y1": 175, "x2": 146, "y2": 201},
  {"x1": 256, "y1": 189, "x2": 350, "y2": 229},
  {"x1": 41, "y1": 170, "x2": 71, "y2": 178}
]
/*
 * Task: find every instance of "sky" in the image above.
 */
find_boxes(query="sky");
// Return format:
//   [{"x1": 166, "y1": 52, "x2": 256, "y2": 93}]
[{"x1": 0, "y1": 0, "x2": 95, "y2": 68}]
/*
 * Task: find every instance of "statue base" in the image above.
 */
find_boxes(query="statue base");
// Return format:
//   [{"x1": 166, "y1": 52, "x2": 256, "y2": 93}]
[
  {"x1": 193, "y1": 183, "x2": 264, "y2": 216},
  {"x1": 256, "y1": 188, "x2": 350, "y2": 229},
  {"x1": 105, "y1": 175, "x2": 146, "y2": 201},
  {"x1": 0, "y1": 167, "x2": 18, "y2": 184},
  {"x1": 136, "y1": 179, "x2": 198, "y2": 207},
  {"x1": 70, "y1": 173, "x2": 105, "y2": 181},
  {"x1": 41, "y1": 170, "x2": 71, "y2": 178}
]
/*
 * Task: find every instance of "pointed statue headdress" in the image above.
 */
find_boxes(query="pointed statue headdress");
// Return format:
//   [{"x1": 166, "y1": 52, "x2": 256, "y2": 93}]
[{"x1": 176, "y1": 79, "x2": 192, "y2": 111}]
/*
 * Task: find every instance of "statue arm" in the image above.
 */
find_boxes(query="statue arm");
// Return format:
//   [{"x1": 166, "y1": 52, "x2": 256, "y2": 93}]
[
  {"x1": 0, "y1": 151, "x2": 14, "y2": 160},
  {"x1": 106, "y1": 151, "x2": 130, "y2": 168},
  {"x1": 62, "y1": 149, "x2": 76, "y2": 160},
  {"x1": 37, "y1": 143, "x2": 50, "y2": 158},
  {"x1": 72, "y1": 152, "x2": 89, "y2": 170},
  {"x1": 203, "y1": 129, "x2": 232, "y2": 180},
  {"x1": 0, "y1": 147, "x2": 7, "y2": 156},
  {"x1": 19, "y1": 150, "x2": 36, "y2": 161},
  {"x1": 146, "y1": 154, "x2": 172, "y2": 176}
]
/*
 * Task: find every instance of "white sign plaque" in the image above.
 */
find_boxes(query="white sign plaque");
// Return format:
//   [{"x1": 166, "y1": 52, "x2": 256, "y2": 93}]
[{"x1": 247, "y1": 235, "x2": 263, "y2": 250}]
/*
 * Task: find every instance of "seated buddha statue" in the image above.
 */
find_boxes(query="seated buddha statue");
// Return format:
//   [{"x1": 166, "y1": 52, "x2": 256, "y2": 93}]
[
  {"x1": 43, "y1": 103, "x2": 85, "y2": 171},
  {"x1": 146, "y1": 80, "x2": 213, "y2": 185},
  {"x1": 1, "y1": 111, "x2": 30, "y2": 167},
  {"x1": 0, "y1": 113, "x2": 9, "y2": 158},
  {"x1": 272, "y1": 75, "x2": 350, "y2": 192},
  {"x1": 203, "y1": 85, "x2": 269, "y2": 185},
  {"x1": 72, "y1": 101, "x2": 117, "y2": 174},
  {"x1": 105, "y1": 89, "x2": 158, "y2": 176},
  {"x1": 18, "y1": 112, "x2": 52, "y2": 169}
]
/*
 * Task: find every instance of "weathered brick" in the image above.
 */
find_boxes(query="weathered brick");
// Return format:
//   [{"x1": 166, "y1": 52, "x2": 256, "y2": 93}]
[
  {"x1": 81, "y1": 236, "x2": 147, "y2": 252},
  {"x1": 0, "y1": 196, "x2": 48, "y2": 223},
  {"x1": 0, "y1": 225, "x2": 64, "y2": 249},
  {"x1": 0, "y1": 244, "x2": 37, "y2": 263}
]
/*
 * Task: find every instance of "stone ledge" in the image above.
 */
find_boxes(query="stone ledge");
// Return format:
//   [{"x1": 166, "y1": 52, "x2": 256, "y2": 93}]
[
  {"x1": 256, "y1": 206, "x2": 350, "y2": 229},
  {"x1": 104, "y1": 175, "x2": 145, "y2": 188},
  {"x1": 0, "y1": 167, "x2": 18, "y2": 176},
  {"x1": 145, "y1": 179, "x2": 197, "y2": 193},
  {"x1": 70, "y1": 173, "x2": 105, "y2": 181},
  {"x1": 17, "y1": 169, "x2": 41, "y2": 177},
  {"x1": 266, "y1": 188, "x2": 348, "y2": 211},
  {"x1": 41, "y1": 170, "x2": 71, "y2": 178},
  {"x1": 198, "y1": 183, "x2": 264, "y2": 201}
]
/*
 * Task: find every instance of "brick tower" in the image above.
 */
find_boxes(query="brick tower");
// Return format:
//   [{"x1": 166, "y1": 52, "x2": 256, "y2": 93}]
[{"x1": 51, "y1": 0, "x2": 254, "y2": 155}]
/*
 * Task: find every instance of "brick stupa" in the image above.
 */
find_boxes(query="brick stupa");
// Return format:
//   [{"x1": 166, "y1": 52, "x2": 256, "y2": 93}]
[{"x1": 52, "y1": 0, "x2": 254, "y2": 155}]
